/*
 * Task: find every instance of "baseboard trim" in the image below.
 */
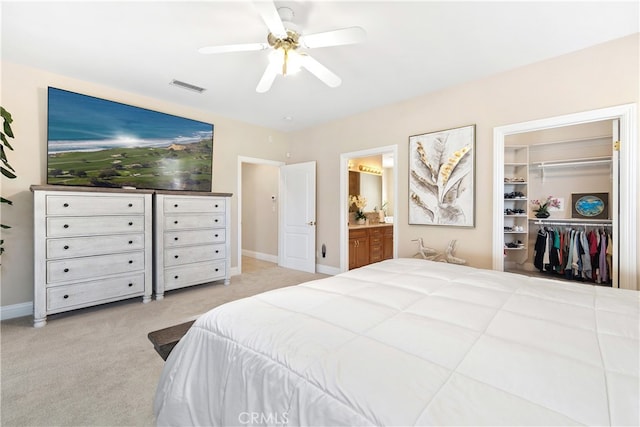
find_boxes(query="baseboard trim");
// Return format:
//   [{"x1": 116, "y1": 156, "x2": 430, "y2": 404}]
[
  {"x1": 241, "y1": 250, "x2": 278, "y2": 264},
  {"x1": 1, "y1": 301, "x2": 33, "y2": 321},
  {"x1": 317, "y1": 264, "x2": 340, "y2": 276},
  {"x1": 242, "y1": 251, "x2": 340, "y2": 276}
]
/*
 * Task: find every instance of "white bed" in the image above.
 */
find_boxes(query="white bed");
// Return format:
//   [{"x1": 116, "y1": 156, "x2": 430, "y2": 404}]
[{"x1": 154, "y1": 258, "x2": 639, "y2": 426}]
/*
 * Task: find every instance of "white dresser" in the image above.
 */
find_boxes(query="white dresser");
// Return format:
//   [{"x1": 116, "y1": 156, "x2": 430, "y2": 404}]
[
  {"x1": 31, "y1": 185, "x2": 153, "y2": 327},
  {"x1": 153, "y1": 191, "x2": 232, "y2": 299}
]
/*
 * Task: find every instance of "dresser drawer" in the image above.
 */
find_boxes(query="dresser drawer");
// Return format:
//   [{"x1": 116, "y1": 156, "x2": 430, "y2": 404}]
[
  {"x1": 47, "y1": 273, "x2": 145, "y2": 311},
  {"x1": 164, "y1": 261, "x2": 226, "y2": 290},
  {"x1": 47, "y1": 251, "x2": 145, "y2": 283},
  {"x1": 164, "y1": 244, "x2": 226, "y2": 267},
  {"x1": 47, "y1": 216, "x2": 144, "y2": 237},
  {"x1": 163, "y1": 197, "x2": 226, "y2": 214},
  {"x1": 164, "y1": 213, "x2": 225, "y2": 230},
  {"x1": 47, "y1": 234, "x2": 144, "y2": 259},
  {"x1": 46, "y1": 195, "x2": 145, "y2": 215},
  {"x1": 164, "y1": 229, "x2": 226, "y2": 247}
]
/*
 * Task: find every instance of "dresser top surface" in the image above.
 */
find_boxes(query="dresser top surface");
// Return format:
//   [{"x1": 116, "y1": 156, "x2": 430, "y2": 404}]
[
  {"x1": 30, "y1": 185, "x2": 232, "y2": 197},
  {"x1": 31, "y1": 184, "x2": 154, "y2": 194}
]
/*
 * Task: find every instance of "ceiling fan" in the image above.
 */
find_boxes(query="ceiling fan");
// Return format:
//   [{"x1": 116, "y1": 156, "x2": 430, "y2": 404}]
[{"x1": 198, "y1": 1, "x2": 366, "y2": 93}]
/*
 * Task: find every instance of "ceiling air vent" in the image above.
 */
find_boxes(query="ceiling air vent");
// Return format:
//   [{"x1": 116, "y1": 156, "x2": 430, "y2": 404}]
[{"x1": 170, "y1": 79, "x2": 206, "y2": 93}]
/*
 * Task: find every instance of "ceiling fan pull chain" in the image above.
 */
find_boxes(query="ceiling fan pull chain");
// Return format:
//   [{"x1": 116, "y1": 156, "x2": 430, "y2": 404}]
[{"x1": 283, "y1": 48, "x2": 289, "y2": 76}]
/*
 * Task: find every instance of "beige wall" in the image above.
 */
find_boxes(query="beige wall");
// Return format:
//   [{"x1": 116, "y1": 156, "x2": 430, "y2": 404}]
[
  {"x1": 0, "y1": 61, "x2": 289, "y2": 307},
  {"x1": 1, "y1": 34, "x2": 638, "y2": 308},
  {"x1": 292, "y1": 34, "x2": 639, "y2": 272},
  {"x1": 241, "y1": 163, "x2": 279, "y2": 258}
]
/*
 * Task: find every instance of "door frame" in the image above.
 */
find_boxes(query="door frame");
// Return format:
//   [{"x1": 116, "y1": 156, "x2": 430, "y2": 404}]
[
  {"x1": 492, "y1": 103, "x2": 637, "y2": 289},
  {"x1": 237, "y1": 156, "x2": 285, "y2": 275},
  {"x1": 340, "y1": 145, "x2": 399, "y2": 272}
]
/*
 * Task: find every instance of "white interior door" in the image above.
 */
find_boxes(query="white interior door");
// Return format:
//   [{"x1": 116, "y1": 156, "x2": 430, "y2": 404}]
[{"x1": 279, "y1": 161, "x2": 316, "y2": 273}]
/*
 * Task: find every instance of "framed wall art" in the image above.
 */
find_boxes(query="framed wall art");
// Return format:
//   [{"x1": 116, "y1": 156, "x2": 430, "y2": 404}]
[
  {"x1": 409, "y1": 124, "x2": 475, "y2": 227},
  {"x1": 571, "y1": 192, "x2": 609, "y2": 220}
]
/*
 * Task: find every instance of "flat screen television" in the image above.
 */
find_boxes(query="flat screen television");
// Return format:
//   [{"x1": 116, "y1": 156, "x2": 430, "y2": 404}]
[{"x1": 47, "y1": 87, "x2": 213, "y2": 191}]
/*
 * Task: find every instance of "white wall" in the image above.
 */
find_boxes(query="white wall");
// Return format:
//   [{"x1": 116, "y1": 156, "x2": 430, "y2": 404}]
[
  {"x1": 241, "y1": 163, "x2": 279, "y2": 260},
  {"x1": 290, "y1": 34, "x2": 639, "y2": 273}
]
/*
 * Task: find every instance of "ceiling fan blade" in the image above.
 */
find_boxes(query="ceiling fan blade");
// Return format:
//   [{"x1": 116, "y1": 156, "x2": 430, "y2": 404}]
[
  {"x1": 253, "y1": 1, "x2": 287, "y2": 39},
  {"x1": 300, "y1": 55, "x2": 341, "y2": 88},
  {"x1": 256, "y1": 61, "x2": 280, "y2": 93},
  {"x1": 300, "y1": 27, "x2": 366, "y2": 49},
  {"x1": 198, "y1": 43, "x2": 269, "y2": 55}
]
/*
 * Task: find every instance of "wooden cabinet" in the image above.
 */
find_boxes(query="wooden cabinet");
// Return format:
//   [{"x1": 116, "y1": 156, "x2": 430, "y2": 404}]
[
  {"x1": 153, "y1": 191, "x2": 231, "y2": 299},
  {"x1": 383, "y1": 226, "x2": 393, "y2": 260},
  {"x1": 349, "y1": 225, "x2": 393, "y2": 270},
  {"x1": 31, "y1": 185, "x2": 153, "y2": 327},
  {"x1": 349, "y1": 228, "x2": 370, "y2": 270}
]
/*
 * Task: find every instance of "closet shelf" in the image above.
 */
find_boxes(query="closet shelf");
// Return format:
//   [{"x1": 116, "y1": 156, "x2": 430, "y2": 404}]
[{"x1": 530, "y1": 156, "x2": 611, "y2": 168}]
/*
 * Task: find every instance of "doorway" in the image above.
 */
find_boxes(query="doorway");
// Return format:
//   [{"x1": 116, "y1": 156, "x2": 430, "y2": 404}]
[
  {"x1": 493, "y1": 104, "x2": 637, "y2": 289},
  {"x1": 237, "y1": 156, "x2": 284, "y2": 275},
  {"x1": 340, "y1": 145, "x2": 399, "y2": 272}
]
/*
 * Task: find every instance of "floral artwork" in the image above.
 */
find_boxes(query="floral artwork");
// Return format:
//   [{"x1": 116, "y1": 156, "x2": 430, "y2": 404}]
[{"x1": 409, "y1": 125, "x2": 475, "y2": 227}]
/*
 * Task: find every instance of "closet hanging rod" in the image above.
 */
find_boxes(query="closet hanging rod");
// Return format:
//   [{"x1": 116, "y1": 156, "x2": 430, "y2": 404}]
[{"x1": 533, "y1": 220, "x2": 612, "y2": 227}]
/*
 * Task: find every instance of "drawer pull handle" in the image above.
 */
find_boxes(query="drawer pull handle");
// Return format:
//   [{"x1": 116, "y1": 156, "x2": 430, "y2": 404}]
[
  {"x1": 174, "y1": 237, "x2": 179, "y2": 241},
  {"x1": 128, "y1": 222, "x2": 133, "y2": 226},
  {"x1": 174, "y1": 204, "x2": 179, "y2": 208},
  {"x1": 215, "y1": 268, "x2": 219, "y2": 272},
  {"x1": 63, "y1": 268, "x2": 69, "y2": 273},
  {"x1": 63, "y1": 203, "x2": 69, "y2": 208},
  {"x1": 174, "y1": 255, "x2": 179, "y2": 259},
  {"x1": 128, "y1": 203, "x2": 133, "y2": 207},
  {"x1": 128, "y1": 240, "x2": 133, "y2": 244},
  {"x1": 128, "y1": 283, "x2": 133, "y2": 287},
  {"x1": 215, "y1": 250, "x2": 219, "y2": 254},
  {"x1": 214, "y1": 219, "x2": 219, "y2": 223},
  {"x1": 63, "y1": 294, "x2": 69, "y2": 299},
  {"x1": 174, "y1": 220, "x2": 178, "y2": 224},
  {"x1": 215, "y1": 204, "x2": 219, "y2": 208},
  {"x1": 63, "y1": 224, "x2": 69, "y2": 229},
  {"x1": 128, "y1": 260, "x2": 133, "y2": 264},
  {"x1": 63, "y1": 245, "x2": 69, "y2": 250},
  {"x1": 215, "y1": 234, "x2": 219, "y2": 238},
  {"x1": 174, "y1": 275, "x2": 179, "y2": 279}
]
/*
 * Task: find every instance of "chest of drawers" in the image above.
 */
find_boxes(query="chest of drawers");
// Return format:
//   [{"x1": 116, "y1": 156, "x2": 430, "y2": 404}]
[
  {"x1": 153, "y1": 191, "x2": 232, "y2": 299},
  {"x1": 31, "y1": 186, "x2": 153, "y2": 327}
]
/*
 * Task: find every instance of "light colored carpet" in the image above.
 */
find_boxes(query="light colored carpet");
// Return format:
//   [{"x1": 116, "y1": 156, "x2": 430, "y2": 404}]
[{"x1": 1, "y1": 258, "x2": 328, "y2": 426}]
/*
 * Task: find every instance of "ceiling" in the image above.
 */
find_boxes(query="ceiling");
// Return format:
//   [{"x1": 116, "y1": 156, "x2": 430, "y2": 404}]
[{"x1": 2, "y1": 1, "x2": 638, "y2": 132}]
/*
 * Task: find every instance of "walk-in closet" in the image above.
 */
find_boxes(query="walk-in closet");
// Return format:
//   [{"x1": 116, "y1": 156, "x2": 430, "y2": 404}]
[{"x1": 503, "y1": 119, "x2": 617, "y2": 286}]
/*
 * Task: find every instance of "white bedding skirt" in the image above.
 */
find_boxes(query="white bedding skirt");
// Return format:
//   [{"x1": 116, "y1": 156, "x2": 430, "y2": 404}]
[{"x1": 154, "y1": 258, "x2": 639, "y2": 426}]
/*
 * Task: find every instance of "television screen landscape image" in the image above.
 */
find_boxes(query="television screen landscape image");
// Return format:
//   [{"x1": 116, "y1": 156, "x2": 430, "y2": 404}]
[{"x1": 47, "y1": 87, "x2": 213, "y2": 191}]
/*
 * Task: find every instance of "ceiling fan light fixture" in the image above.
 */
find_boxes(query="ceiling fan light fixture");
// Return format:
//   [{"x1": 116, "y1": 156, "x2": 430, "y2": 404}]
[{"x1": 269, "y1": 48, "x2": 302, "y2": 76}]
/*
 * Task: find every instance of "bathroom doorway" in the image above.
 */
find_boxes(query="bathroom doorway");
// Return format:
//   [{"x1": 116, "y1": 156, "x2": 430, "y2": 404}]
[{"x1": 340, "y1": 145, "x2": 398, "y2": 272}]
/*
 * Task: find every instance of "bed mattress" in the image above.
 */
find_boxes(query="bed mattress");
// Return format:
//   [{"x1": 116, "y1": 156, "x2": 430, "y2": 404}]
[{"x1": 154, "y1": 258, "x2": 639, "y2": 426}]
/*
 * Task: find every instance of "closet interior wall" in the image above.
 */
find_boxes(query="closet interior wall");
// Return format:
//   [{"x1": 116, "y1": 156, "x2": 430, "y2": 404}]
[{"x1": 504, "y1": 120, "x2": 614, "y2": 285}]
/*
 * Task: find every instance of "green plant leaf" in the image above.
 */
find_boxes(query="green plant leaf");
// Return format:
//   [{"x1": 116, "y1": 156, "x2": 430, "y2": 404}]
[
  {"x1": 1, "y1": 197, "x2": 13, "y2": 205},
  {"x1": 1, "y1": 167, "x2": 17, "y2": 179},
  {"x1": 2, "y1": 137, "x2": 14, "y2": 151},
  {"x1": 1, "y1": 107, "x2": 14, "y2": 139},
  {"x1": 1, "y1": 224, "x2": 10, "y2": 229}
]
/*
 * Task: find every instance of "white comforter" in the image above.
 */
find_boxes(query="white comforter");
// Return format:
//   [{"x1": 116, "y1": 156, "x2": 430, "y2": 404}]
[{"x1": 154, "y1": 259, "x2": 639, "y2": 426}]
